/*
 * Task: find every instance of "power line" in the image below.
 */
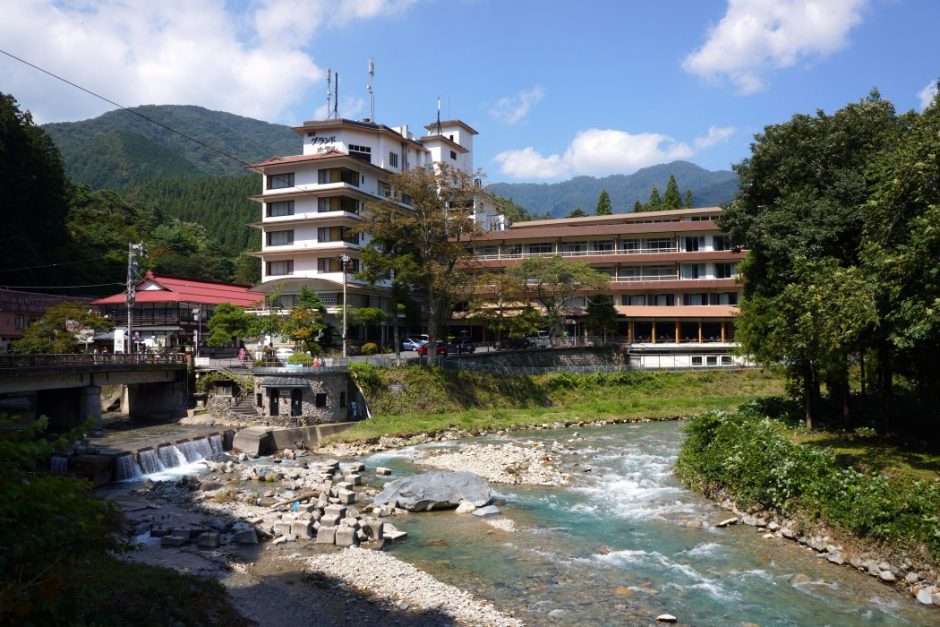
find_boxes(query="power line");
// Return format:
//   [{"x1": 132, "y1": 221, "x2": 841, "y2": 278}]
[
  {"x1": 0, "y1": 48, "x2": 261, "y2": 173},
  {"x1": 0, "y1": 255, "x2": 115, "y2": 274},
  {"x1": 0, "y1": 282, "x2": 125, "y2": 291}
]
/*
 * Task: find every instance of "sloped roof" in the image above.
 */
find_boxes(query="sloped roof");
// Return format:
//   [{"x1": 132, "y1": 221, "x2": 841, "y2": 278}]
[{"x1": 92, "y1": 272, "x2": 262, "y2": 307}]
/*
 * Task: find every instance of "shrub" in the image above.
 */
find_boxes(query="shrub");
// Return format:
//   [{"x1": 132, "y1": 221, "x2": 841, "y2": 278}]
[
  {"x1": 361, "y1": 342, "x2": 378, "y2": 355},
  {"x1": 286, "y1": 352, "x2": 313, "y2": 366},
  {"x1": 676, "y1": 406, "x2": 940, "y2": 558}
]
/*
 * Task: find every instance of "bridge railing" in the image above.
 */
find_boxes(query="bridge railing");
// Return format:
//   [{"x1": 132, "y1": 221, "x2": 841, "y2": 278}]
[{"x1": 0, "y1": 353, "x2": 187, "y2": 370}]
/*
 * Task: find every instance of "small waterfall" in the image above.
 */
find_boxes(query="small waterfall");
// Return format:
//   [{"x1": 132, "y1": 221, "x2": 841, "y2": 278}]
[
  {"x1": 50, "y1": 455, "x2": 69, "y2": 474},
  {"x1": 114, "y1": 453, "x2": 143, "y2": 481},
  {"x1": 193, "y1": 437, "x2": 214, "y2": 459},
  {"x1": 158, "y1": 444, "x2": 187, "y2": 468},
  {"x1": 208, "y1": 434, "x2": 223, "y2": 456},
  {"x1": 177, "y1": 440, "x2": 200, "y2": 463},
  {"x1": 139, "y1": 449, "x2": 165, "y2": 474}
]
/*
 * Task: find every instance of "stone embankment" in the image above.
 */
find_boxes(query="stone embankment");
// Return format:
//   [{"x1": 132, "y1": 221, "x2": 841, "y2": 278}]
[
  {"x1": 712, "y1": 497, "x2": 940, "y2": 608},
  {"x1": 306, "y1": 547, "x2": 523, "y2": 626}
]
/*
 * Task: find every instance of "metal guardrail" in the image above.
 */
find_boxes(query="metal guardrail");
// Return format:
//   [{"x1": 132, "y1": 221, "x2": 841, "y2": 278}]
[{"x1": 0, "y1": 353, "x2": 187, "y2": 370}]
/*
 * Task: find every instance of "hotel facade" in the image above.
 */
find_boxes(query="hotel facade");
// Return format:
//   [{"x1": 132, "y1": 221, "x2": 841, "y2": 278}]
[{"x1": 249, "y1": 116, "x2": 503, "y2": 327}]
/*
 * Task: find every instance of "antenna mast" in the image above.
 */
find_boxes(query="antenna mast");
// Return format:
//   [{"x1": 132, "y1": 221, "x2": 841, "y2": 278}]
[
  {"x1": 368, "y1": 58, "x2": 375, "y2": 121},
  {"x1": 334, "y1": 72, "x2": 339, "y2": 119},
  {"x1": 325, "y1": 66, "x2": 332, "y2": 119},
  {"x1": 435, "y1": 96, "x2": 442, "y2": 135}
]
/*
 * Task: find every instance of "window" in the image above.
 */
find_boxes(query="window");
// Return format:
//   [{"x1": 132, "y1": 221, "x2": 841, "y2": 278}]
[
  {"x1": 621, "y1": 265, "x2": 676, "y2": 280},
  {"x1": 642, "y1": 238, "x2": 675, "y2": 252},
  {"x1": 713, "y1": 235, "x2": 731, "y2": 251},
  {"x1": 683, "y1": 293, "x2": 707, "y2": 306},
  {"x1": 715, "y1": 262, "x2": 736, "y2": 279},
  {"x1": 389, "y1": 152, "x2": 399, "y2": 167},
  {"x1": 267, "y1": 230, "x2": 293, "y2": 246},
  {"x1": 707, "y1": 356, "x2": 718, "y2": 366},
  {"x1": 650, "y1": 293, "x2": 675, "y2": 306},
  {"x1": 691, "y1": 356, "x2": 703, "y2": 366},
  {"x1": 268, "y1": 172, "x2": 294, "y2": 189},
  {"x1": 315, "y1": 393, "x2": 327, "y2": 408},
  {"x1": 474, "y1": 246, "x2": 498, "y2": 258},
  {"x1": 624, "y1": 294, "x2": 646, "y2": 306},
  {"x1": 621, "y1": 239, "x2": 639, "y2": 252},
  {"x1": 681, "y1": 236, "x2": 704, "y2": 252},
  {"x1": 318, "y1": 227, "x2": 333, "y2": 242},
  {"x1": 14, "y1": 314, "x2": 27, "y2": 329},
  {"x1": 267, "y1": 260, "x2": 293, "y2": 276},
  {"x1": 561, "y1": 241, "x2": 588, "y2": 254},
  {"x1": 591, "y1": 240, "x2": 614, "y2": 253},
  {"x1": 271, "y1": 294, "x2": 297, "y2": 307},
  {"x1": 349, "y1": 144, "x2": 372, "y2": 162},
  {"x1": 379, "y1": 181, "x2": 392, "y2": 197},
  {"x1": 450, "y1": 150, "x2": 457, "y2": 160},
  {"x1": 681, "y1": 263, "x2": 705, "y2": 279},
  {"x1": 596, "y1": 267, "x2": 616, "y2": 277},
  {"x1": 526, "y1": 242, "x2": 554, "y2": 254},
  {"x1": 721, "y1": 355, "x2": 733, "y2": 365},
  {"x1": 267, "y1": 200, "x2": 294, "y2": 217}
]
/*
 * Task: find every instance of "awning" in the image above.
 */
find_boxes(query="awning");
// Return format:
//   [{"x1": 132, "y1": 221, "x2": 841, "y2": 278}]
[{"x1": 615, "y1": 305, "x2": 737, "y2": 319}]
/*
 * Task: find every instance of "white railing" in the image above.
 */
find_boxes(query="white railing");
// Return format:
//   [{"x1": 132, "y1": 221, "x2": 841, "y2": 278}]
[
  {"x1": 615, "y1": 274, "x2": 680, "y2": 282},
  {"x1": 474, "y1": 247, "x2": 682, "y2": 261}
]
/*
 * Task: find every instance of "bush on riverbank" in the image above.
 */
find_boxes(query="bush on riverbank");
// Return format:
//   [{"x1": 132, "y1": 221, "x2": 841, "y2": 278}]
[
  {"x1": 341, "y1": 365, "x2": 785, "y2": 440},
  {"x1": 675, "y1": 404, "x2": 940, "y2": 559}
]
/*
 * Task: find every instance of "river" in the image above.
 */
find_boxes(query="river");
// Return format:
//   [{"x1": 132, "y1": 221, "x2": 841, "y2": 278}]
[{"x1": 363, "y1": 421, "x2": 935, "y2": 625}]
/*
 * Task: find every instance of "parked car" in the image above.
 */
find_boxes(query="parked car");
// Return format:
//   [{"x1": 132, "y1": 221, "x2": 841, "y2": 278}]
[
  {"x1": 526, "y1": 330, "x2": 551, "y2": 349},
  {"x1": 274, "y1": 347, "x2": 294, "y2": 363},
  {"x1": 417, "y1": 340, "x2": 448, "y2": 356},
  {"x1": 401, "y1": 337, "x2": 426, "y2": 351},
  {"x1": 450, "y1": 337, "x2": 476, "y2": 354}
]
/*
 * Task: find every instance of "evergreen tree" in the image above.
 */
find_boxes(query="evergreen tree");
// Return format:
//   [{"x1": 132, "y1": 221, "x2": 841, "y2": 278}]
[
  {"x1": 595, "y1": 190, "x2": 612, "y2": 215},
  {"x1": 684, "y1": 189, "x2": 694, "y2": 208},
  {"x1": 568, "y1": 207, "x2": 587, "y2": 218},
  {"x1": 662, "y1": 175, "x2": 683, "y2": 210},
  {"x1": 647, "y1": 187, "x2": 662, "y2": 212},
  {"x1": 633, "y1": 200, "x2": 643, "y2": 212}
]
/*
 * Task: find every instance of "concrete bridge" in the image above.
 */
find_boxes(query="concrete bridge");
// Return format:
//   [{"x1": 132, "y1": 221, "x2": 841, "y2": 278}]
[{"x1": 0, "y1": 353, "x2": 189, "y2": 428}]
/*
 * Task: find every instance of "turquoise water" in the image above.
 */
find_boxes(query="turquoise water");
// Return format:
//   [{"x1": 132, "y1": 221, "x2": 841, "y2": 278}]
[{"x1": 364, "y1": 422, "x2": 936, "y2": 626}]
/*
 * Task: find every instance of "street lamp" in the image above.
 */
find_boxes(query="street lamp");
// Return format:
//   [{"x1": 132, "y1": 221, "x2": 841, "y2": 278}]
[
  {"x1": 192, "y1": 307, "x2": 202, "y2": 358},
  {"x1": 340, "y1": 254, "x2": 350, "y2": 358},
  {"x1": 394, "y1": 307, "x2": 406, "y2": 365}
]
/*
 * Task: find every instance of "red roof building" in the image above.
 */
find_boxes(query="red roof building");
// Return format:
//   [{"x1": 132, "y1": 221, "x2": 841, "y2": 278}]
[{"x1": 92, "y1": 272, "x2": 263, "y2": 352}]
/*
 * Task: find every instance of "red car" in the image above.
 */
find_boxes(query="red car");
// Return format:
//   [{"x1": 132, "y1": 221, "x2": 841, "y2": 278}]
[{"x1": 417, "y1": 340, "x2": 448, "y2": 356}]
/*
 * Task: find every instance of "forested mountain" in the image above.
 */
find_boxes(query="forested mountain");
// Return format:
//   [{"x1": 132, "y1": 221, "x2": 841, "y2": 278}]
[
  {"x1": 488, "y1": 161, "x2": 738, "y2": 217},
  {"x1": 43, "y1": 105, "x2": 298, "y2": 186}
]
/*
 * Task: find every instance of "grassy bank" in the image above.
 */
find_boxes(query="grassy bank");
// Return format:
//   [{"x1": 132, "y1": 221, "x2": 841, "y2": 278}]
[
  {"x1": 675, "y1": 403, "x2": 940, "y2": 560},
  {"x1": 339, "y1": 365, "x2": 785, "y2": 441}
]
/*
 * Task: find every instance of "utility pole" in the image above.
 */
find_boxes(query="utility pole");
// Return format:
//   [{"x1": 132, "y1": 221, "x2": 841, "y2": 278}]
[
  {"x1": 340, "y1": 254, "x2": 350, "y2": 358},
  {"x1": 126, "y1": 242, "x2": 143, "y2": 355}
]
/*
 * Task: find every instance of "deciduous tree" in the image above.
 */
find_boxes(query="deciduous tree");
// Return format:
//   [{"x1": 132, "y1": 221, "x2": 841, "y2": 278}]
[{"x1": 13, "y1": 302, "x2": 113, "y2": 354}]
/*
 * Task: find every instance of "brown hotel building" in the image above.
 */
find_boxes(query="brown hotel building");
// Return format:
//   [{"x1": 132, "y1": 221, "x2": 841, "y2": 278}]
[{"x1": 465, "y1": 206, "x2": 743, "y2": 354}]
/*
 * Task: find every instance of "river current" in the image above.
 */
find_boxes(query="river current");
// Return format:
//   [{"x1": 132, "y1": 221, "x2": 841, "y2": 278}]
[{"x1": 364, "y1": 421, "x2": 935, "y2": 626}]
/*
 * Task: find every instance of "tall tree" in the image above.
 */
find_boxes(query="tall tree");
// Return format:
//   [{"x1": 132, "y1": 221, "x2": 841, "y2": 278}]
[
  {"x1": 684, "y1": 189, "x2": 694, "y2": 208},
  {"x1": 205, "y1": 303, "x2": 255, "y2": 348},
  {"x1": 358, "y1": 163, "x2": 483, "y2": 362},
  {"x1": 662, "y1": 175, "x2": 683, "y2": 210},
  {"x1": 595, "y1": 190, "x2": 612, "y2": 215},
  {"x1": 568, "y1": 207, "x2": 587, "y2": 218},
  {"x1": 468, "y1": 271, "x2": 540, "y2": 347},
  {"x1": 585, "y1": 295, "x2": 618, "y2": 342},
  {"x1": 13, "y1": 302, "x2": 113, "y2": 354},
  {"x1": 646, "y1": 187, "x2": 662, "y2": 212},
  {"x1": 507, "y1": 256, "x2": 609, "y2": 336},
  {"x1": 279, "y1": 286, "x2": 327, "y2": 354}
]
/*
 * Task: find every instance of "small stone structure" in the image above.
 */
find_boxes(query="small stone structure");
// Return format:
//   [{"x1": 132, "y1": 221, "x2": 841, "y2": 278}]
[{"x1": 251, "y1": 368, "x2": 357, "y2": 426}]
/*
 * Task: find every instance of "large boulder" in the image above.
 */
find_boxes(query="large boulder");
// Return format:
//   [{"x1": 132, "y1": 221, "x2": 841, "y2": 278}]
[{"x1": 373, "y1": 471, "x2": 491, "y2": 512}]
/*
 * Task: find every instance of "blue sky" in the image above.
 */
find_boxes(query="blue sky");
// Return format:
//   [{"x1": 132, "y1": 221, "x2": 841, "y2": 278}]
[{"x1": 1, "y1": 0, "x2": 937, "y2": 183}]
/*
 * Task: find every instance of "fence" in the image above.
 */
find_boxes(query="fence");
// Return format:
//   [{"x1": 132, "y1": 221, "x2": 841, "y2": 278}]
[
  {"x1": 437, "y1": 351, "x2": 752, "y2": 375},
  {"x1": 0, "y1": 352, "x2": 187, "y2": 371}
]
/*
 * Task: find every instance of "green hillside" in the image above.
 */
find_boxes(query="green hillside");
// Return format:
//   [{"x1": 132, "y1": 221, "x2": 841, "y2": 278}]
[{"x1": 489, "y1": 161, "x2": 738, "y2": 216}]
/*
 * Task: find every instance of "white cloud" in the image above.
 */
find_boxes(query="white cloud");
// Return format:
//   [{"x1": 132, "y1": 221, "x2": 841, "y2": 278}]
[
  {"x1": 0, "y1": 0, "x2": 416, "y2": 124},
  {"x1": 313, "y1": 96, "x2": 366, "y2": 121},
  {"x1": 683, "y1": 0, "x2": 868, "y2": 94},
  {"x1": 489, "y1": 86, "x2": 545, "y2": 125},
  {"x1": 917, "y1": 80, "x2": 938, "y2": 111},
  {"x1": 494, "y1": 126, "x2": 734, "y2": 180}
]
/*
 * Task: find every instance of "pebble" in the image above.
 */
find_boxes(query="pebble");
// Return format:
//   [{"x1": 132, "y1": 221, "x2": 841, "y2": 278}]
[{"x1": 415, "y1": 443, "x2": 567, "y2": 486}]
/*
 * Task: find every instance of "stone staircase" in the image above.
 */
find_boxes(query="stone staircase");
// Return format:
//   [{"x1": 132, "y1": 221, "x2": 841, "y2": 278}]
[{"x1": 229, "y1": 394, "x2": 259, "y2": 421}]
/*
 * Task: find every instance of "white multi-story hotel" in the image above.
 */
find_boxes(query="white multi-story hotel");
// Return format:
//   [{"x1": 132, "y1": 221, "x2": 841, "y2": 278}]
[{"x1": 249, "y1": 115, "x2": 503, "y2": 323}]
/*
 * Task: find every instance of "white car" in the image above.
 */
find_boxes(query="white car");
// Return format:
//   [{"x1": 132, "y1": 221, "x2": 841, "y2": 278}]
[{"x1": 274, "y1": 347, "x2": 294, "y2": 363}]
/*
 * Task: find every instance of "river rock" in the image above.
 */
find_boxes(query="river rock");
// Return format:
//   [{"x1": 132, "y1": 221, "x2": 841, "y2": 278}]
[
  {"x1": 197, "y1": 532, "x2": 220, "y2": 548},
  {"x1": 472, "y1": 505, "x2": 501, "y2": 517},
  {"x1": 715, "y1": 517, "x2": 738, "y2": 528},
  {"x1": 316, "y1": 526, "x2": 336, "y2": 544},
  {"x1": 376, "y1": 467, "x2": 392, "y2": 476},
  {"x1": 382, "y1": 523, "x2": 408, "y2": 542},
  {"x1": 455, "y1": 501, "x2": 477, "y2": 514},
  {"x1": 235, "y1": 529, "x2": 258, "y2": 544},
  {"x1": 373, "y1": 471, "x2": 491, "y2": 512},
  {"x1": 781, "y1": 527, "x2": 796, "y2": 539},
  {"x1": 916, "y1": 588, "x2": 933, "y2": 605},
  {"x1": 905, "y1": 572, "x2": 921, "y2": 584},
  {"x1": 879, "y1": 570, "x2": 896, "y2": 582},
  {"x1": 827, "y1": 550, "x2": 844, "y2": 565},
  {"x1": 656, "y1": 614, "x2": 677, "y2": 623}
]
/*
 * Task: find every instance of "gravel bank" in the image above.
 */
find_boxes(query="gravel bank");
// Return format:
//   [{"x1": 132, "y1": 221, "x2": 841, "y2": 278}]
[
  {"x1": 306, "y1": 547, "x2": 523, "y2": 626},
  {"x1": 415, "y1": 442, "x2": 568, "y2": 486}
]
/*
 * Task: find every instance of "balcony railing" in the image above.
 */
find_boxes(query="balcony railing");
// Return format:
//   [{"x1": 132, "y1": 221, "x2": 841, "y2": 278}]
[{"x1": 474, "y1": 247, "x2": 683, "y2": 261}]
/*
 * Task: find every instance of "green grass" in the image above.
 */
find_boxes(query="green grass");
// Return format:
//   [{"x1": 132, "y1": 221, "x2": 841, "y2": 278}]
[
  {"x1": 335, "y1": 366, "x2": 786, "y2": 442},
  {"x1": 792, "y1": 430, "x2": 940, "y2": 483}
]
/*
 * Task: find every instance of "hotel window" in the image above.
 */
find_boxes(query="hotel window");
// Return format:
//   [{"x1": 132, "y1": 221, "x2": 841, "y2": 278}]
[
  {"x1": 714, "y1": 262, "x2": 736, "y2": 279},
  {"x1": 683, "y1": 293, "x2": 708, "y2": 306},
  {"x1": 650, "y1": 294, "x2": 675, "y2": 306},
  {"x1": 267, "y1": 200, "x2": 294, "y2": 217},
  {"x1": 708, "y1": 292, "x2": 739, "y2": 305},
  {"x1": 266, "y1": 230, "x2": 294, "y2": 246},
  {"x1": 527, "y1": 242, "x2": 554, "y2": 254},
  {"x1": 450, "y1": 150, "x2": 457, "y2": 160},
  {"x1": 475, "y1": 246, "x2": 498, "y2": 258},
  {"x1": 592, "y1": 240, "x2": 615, "y2": 253},
  {"x1": 643, "y1": 238, "x2": 674, "y2": 252},
  {"x1": 267, "y1": 172, "x2": 294, "y2": 189},
  {"x1": 681, "y1": 236, "x2": 705, "y2": 252},
  {"x1": 349, "y1": 144, "x2": 372, "y2": 162},
  {"x1": 623, "y1": 294, "x2": 646, "y2": 306},
  {"x1": 505, "y1": 244, "x2": 522, "y2": 257},
  {"x1": 713, "y1": 234, "x2": 731, "y2": 251},
  {"x1": 561, "y1": 241, "x2": 588, "y2": 254},
  {"x1": 318, "y1": 227, "x2": 333, "y2": 242},
  {"x1": 565, "y1": 297, "x2": 587, "y2": 308},
  {"x1": 378, "y1": 181, "x2": 392, "y2": 197},
  {"x1": 267, "y1": 260, "x2": 293, "y2": 276},
  {"x1": 596, "y1": 267, "x2": 616, "y2": 277},
  {"x1": 389, "y1": 152, "x2": 399, "y2": 167},
  {"x1": 621, "y1": 239, "x2": 639, "y2": 252},
  {"x1": 681, "y1": 263, "x2": 705, "y2": 279}
]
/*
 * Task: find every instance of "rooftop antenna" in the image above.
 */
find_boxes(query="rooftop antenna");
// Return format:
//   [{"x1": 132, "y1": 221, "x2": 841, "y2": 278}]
[
  {"x1": 325, "y1": 66, "x2": 332, "y2": 120},
  {"x1": 367, "y1": 58, "x2": 375, "y2": 122},
  {"x1": 435, "y1": 96, "x2": 442, "y2": 135},
  {"x1": 334, "y1": 72, "x2": 339, "y2": 119}
]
